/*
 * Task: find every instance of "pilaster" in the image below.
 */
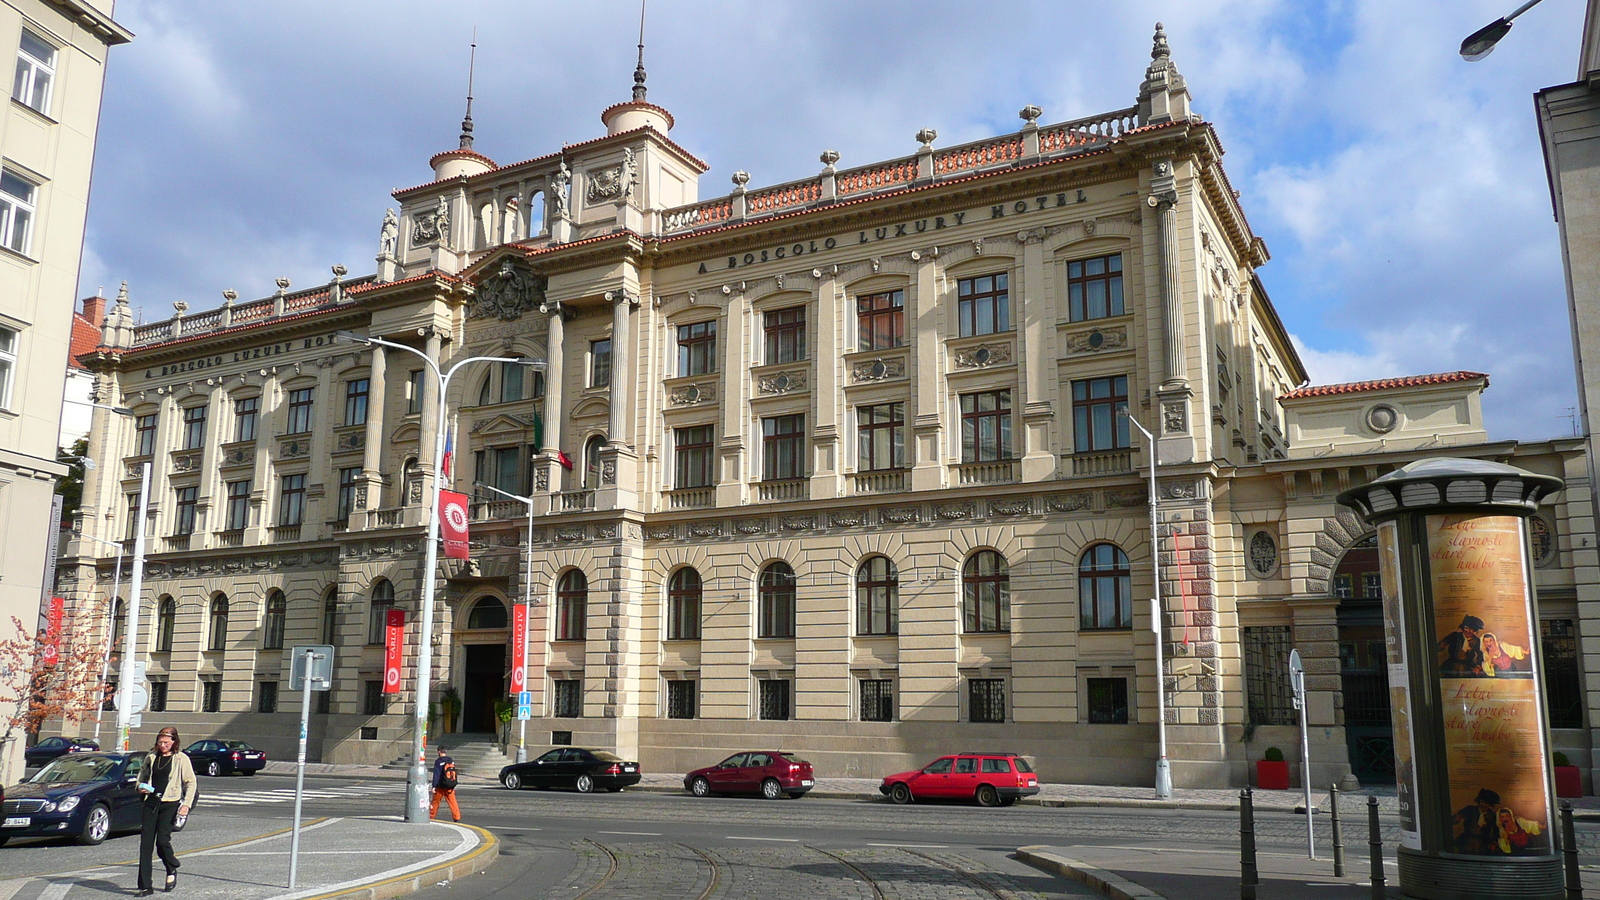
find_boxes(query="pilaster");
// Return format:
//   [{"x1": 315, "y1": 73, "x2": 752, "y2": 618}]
[
  {"x1": 717, "y1": 287, "x2": 749, "y2": 507},
  {"x1": 358, "y1": 346, "x2": 386, "y2": 525},
  {"x1": 1018, "y1": 227, "x2": 1056, "y2": 481},
  {"x1": 910, "y1": 252, "x2": 945, "y2": 491}
]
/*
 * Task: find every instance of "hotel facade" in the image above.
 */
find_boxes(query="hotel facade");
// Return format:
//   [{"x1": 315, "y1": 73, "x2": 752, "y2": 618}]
[{"x1": 62, "y1": 28, "x2": 1600, "y2": 789}]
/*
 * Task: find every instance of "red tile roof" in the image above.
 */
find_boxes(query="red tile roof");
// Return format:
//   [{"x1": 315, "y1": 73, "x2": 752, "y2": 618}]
[
  {"x1": 67, "y1": 311, "x2": 100, "y2": 370},
  {"x1": 1279, "y1": 371, "x2": 1488, "y2": 401}
]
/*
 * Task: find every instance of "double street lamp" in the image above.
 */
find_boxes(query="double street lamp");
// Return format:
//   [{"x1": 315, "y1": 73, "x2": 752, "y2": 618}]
[
  {"x1": 332, "y1": 330, "x2": 544, "y2": 824},
  {"x1": 1120, "y1": 410, "x2": 1172, "y2": 801},
  {"x1": 473, "y1": 481, "x2": 536, "y2": 763}
]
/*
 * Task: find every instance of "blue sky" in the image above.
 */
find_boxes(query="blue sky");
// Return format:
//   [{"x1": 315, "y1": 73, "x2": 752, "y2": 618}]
[{"x1": 82, "y1": 0, "x2": 1586, "y2": 441}]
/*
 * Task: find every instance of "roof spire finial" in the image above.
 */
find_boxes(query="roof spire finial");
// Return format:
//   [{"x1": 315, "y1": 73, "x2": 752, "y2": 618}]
[
  {"x1": 459, "y1": 29, "x2": 477, "y2": 150},
  {"x1": 632, "y1": 0, "x2": 648, "y2": 102},
  {"x1": 1152, "y1": 22, "x2": 1170, "y2": 60}
]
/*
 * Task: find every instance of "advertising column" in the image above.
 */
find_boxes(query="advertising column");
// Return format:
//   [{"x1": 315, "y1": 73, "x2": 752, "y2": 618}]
[{"x1": 1338, "y1": 458, "x2": 1565, "y2": 900}]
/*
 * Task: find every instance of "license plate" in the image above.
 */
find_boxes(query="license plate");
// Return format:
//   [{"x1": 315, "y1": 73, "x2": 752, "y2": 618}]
[
  {"x1": 3, "y1": 817, "x2": 29, "y2": 828},
  {"x1": 801, "y1": 780, "x2": 813, "y2": 786},
  {"x1": 623, "y1": 766, "x2": 636, "y2": 772}
]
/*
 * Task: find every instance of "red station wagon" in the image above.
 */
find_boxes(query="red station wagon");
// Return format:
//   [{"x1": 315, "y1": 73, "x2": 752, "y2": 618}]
[
  {"x1": 879, "y1": 752, "x2": 1039, "y2": 806},
  {"x1": 684, "y1": 751, "x2": 815, "y2": 799}
]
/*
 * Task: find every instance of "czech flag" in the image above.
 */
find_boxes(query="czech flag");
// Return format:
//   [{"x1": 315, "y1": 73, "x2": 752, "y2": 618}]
[{"x1": 441, "y1": 422, "x2": 455, "y2": 479}]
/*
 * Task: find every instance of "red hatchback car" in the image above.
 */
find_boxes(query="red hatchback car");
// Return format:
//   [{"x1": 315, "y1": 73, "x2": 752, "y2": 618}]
[
  {"x1": 684, "y1": 751, "x2": 815, "y2": 799},
  {"x1": 880, "y1": 752, "x2": 1039, "y2": 806}
]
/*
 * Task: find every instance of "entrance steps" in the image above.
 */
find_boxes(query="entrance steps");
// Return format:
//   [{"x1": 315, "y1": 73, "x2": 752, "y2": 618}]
[{"x1": 381, "y1": 733, "x2": 511, "y2": 778}]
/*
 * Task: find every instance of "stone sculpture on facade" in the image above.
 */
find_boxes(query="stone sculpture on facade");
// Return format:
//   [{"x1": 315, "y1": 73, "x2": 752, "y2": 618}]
[
  {"x1": 548, "y1": 162, "x2": 571, "y2": 219},
  {"x1": 471, "y1": 260, "x2": 547, "y2": 321},
  {"x1": 412, "y1": 196, "x2": 451, "y2": 246},
  {"x1": 379, "y1": 208, "x2": 398, "y2": 256}
]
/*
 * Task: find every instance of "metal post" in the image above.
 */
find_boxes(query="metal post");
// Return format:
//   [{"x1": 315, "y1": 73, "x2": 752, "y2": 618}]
[
  {"x1": 1291, "y1": 654, "x2": 1315, "y2": 859},
  {"x1": 77, "y1": 534, "x2": 123, "y2": 747},
  {"x1": 1368, "y1": 795, "x2": 1386, "y2": 900},
  {"x1": 114, "y1": 461, "x2": 151, "y2": 751},
  {"x1": 288, "y1": 648, "x2": 314, "y2": 889},
  {"x1": 1561, "y1": 801, "x2": 1582, "y2": 900},
  {"x1": 518, "y1": 503, "x2": 532, "y2": 763},
  {"x1": 1123, "y1": 413, "x2": 1170, "y2": 799},
  {"x1": 1240, "y1": 788, "x2": 1258, "y2": 900},
  {"x1": 1330, "y1": 784, "x2": 1345, "y2": 877}
]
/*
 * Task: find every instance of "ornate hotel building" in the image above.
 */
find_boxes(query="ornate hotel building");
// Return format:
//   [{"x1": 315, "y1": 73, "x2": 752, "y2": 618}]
[{"x1": 62, "y1": 28, "x2": 1600, "y2": 789}]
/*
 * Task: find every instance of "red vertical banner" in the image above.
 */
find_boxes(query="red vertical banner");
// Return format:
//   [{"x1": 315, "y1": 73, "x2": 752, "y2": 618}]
[
  {"x1": 41, "y1": 597, "x2": 64, "y2": 666},
  {"x1": 510, "y1": 602, "x2": 528, "y2": 695},
  {"x1": 439, "y1": 490, "x2": 471, "y2": 560},
  {"x1": 382, "y1": 608, "x2": 406, "y2": 694}
]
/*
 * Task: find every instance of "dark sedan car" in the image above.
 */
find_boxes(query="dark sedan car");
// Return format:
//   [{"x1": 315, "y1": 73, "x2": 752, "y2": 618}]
[
  {"x1": 499, "y1": 748, "x2": 640, "y2": 793},
  {"x1": 185, "y1": 739, "x2": 266, "y2": 776},
  {"x1": 24, "y1": 737, "x2": 99, "y2": 769},
  {"x1": 0, "y1": 752, "x2": 145, "y2": 846},
  {"x1": 684, "y1": 751, "x2": 815, "y2": 799}
]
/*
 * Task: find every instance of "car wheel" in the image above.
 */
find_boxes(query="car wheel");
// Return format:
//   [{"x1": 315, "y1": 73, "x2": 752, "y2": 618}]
[
  {"x1": 606, "y1": 786, "x2": 624, "y2": 793},
  {"x1": 787, "y1": 792, "x2": 806, "y2": 800},
  {"x1": 889, "y1": 782, "x2": 913, "y2": 805},
  {"x1": 690, "y1": 777, "x2": 710, "y2": 798},
  {"x1": 78, "y1": 804, "x2": 111, "y2": 846},
  {"x1": 575, "y1": 774, "x2": 595, "y2": 793},
  {"x1": 999, "y1": 796, "x2": 1017, "y2": 807},
  {"x1": 975, "y1": 784, "x2": 1000, "y2": 807},
  {"x1": 503, "y1": 772, "x2": 522, "y2": 790},
  {"x1": 761, "y1": 778, "x2": 782, "y2": 800},
  {"x1": 205, "y1": 760, "x2": 221, "y2": 777}
]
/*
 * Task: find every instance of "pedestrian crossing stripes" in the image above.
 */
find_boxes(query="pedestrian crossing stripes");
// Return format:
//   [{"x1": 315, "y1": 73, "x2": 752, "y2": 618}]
[{"x1": 202, "y1": 783, "x2": 401, "y2": 806}]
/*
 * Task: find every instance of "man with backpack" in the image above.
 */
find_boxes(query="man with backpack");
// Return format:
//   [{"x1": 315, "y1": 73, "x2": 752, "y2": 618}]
[{"x1": 429, "y1": 746, "x2": 461, "y2": 822}]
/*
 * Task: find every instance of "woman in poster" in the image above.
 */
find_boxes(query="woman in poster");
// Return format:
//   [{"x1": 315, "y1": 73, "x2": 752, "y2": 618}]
[
  {"x1": 1481, "y1": 633, "x2": 1531, "y2": 677},
  {"x1": 1496, "y1": 806, "x2": 1544, "y2": 855}
]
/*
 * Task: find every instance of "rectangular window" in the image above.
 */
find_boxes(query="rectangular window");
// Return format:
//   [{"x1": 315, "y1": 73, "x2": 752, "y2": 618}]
[
  {"x1": 553, "y1": 679, "x2": 582, "y2": 718},
  {"x1": 125, "y1": 492, "x2": 140, "y2": 540},
  {"x1": 1071, "y1": 376, "x2": 1129, "y2": 453},
  {"x1": 224, "y1": 479, "x2": 250, "y2": 532},
  {"x1": 1361, "y1": 572, "x2": 1382, "y2": 599},
  {"x1": 336, "y1": 466, "x2": 361, "y2": 527},
  {"x1": 362, "y1": 680, "x2": 385, "y2": 716},
  {"x1": 1086, "y1": 677, "x2": 1129, "y2": 724},
  {"x1": 316, "y1": 691, "x2": 331, "y2": 715},
  {"x1": 181, "y1": 405, "x2": 208, "y2": 450},
  {"x1": 0, "y1": 171, "x2": 36, "y2": 256},
  {"x1": 957, "y1": 273, "x2": 1009, "y2": 336},
  {"x1": 174, "y1": 486, "x2": 198, "y2": 536},
  {"x1": 148, "y1": 680, "x2": 168, "y2": 713},
  {"x1": 1542, "y1": 618, "x2": 1584, "y2": 729},
  {"x1": 343, "y1": 378, "x2": 370, "y2": 427},
  {"x1": 12, "y1": 30, "x2": 55, "y2": 114},
  {"x1": 233, "y1": 397, "x2": 259, "y2": 442},
  {"x1": 762, "y1": 414, "x2": 806, "y2": 481},
  {"x1": 201, "y1": 680, "x2": 221, "y2": 713},
  {"x1": 861, "y1": 679, "x2": 893, "y2": 722},
  {"x1": 758, "y1": 679, "x2": 791, "y2": 721},
  {"x1": 857, "y1": 289, "x2": 904, "y2": 350},
  {"x1": 0, "y1": 326, "x2": 15, "y2": 409},
  {"x1": 1332, "y1": 574, "x2": 1353, "y2": 599},
  {"x1": 500, "y1": 360, "x2": 523, "y2": 403},
  {"x1": 134, "y1": 413, "x2": 158, "y2": 456},
  {"x1": 407, "y1": 370, "x2": 425, "y2": 414},
  {"x1": 258, "y1": 681, "x2": 279, "y2": 714},
  {"x1": 666, "y1": 680, "x2": 696, "y2": 719},
  {"x1": 590, "y1": 339, "x2": 611, "y2": 388},
  {"x1": 677, "y1": 320, "x2": 717, "y2": 376},
  {"x1": 764, "y1": 306, "x2": 807, "y2": 364},
  {"x1": 286, "y1": 388, "x2": 314, "y2": 434},
  {"x1": 278, "y1": 473, "x2": 306, "y2": 526},
  {"x1": 968, "y1": 678, "x2": 1006, "y2": 723},
  {"x1": 857, "y1": 402, "x2": 905, "y2": 471},
  {"x1": 960, "y1": 390, "x2": 1012, "y2": 462},
  {"x1": 674, "y1": 425, "x2": 715, "y2": 489},
  {"x1": 1067, "y1": 254, "x2": 1124, "y2": 321},
  {"x1": 1243, "y1": 625, "x2": 1296, "y2": 726}
]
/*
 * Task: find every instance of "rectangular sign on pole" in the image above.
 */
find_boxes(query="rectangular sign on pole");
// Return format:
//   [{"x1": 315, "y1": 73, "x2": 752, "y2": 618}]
[
  {"x1": 289, "y1": 645, "x2": 335, "y2": 691},
  {"x1": 517, "y1": 690, "x2": 533, "y2": 721},
  {"x1": 383, "y1": 609, "x2": 406, "y2": 694},
  {"x1": 439, "y1": 490, "x2": 472, "y2": 560},
  {"x1": 510, "y1": 602, "x2": 528, "y2": 695}
]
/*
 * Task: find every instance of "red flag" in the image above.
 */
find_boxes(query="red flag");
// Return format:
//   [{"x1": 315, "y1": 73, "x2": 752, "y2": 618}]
[
  {"x1": 510, "y1": 602, "x2": 528, "y2": 695},
  {"x1": 440, "y1": 490, "x2": 471, "y2": 560},
  {"x1": 556, "y1": 451, "x2": 574, "y2": 471},
  {"x1": 41, "y1": 597, "x2": 64, "y2": 666},
  {"x1": 383, "y1": 608, "x2": 405, "y2": 694}
]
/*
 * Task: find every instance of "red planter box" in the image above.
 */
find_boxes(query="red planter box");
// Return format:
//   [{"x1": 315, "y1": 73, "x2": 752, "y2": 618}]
[
  {"x1": 1555, "y1": 766, "x2": 1583, "y2": 799},
  {"x1": 1257, "y1": 759, "x2": 1290, "y2": 790}
]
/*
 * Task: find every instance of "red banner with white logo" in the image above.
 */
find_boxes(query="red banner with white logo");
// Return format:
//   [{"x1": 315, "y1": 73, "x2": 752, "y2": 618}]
[
  {"x1": 382, "y1": 608, "x2": 406, "y2": 694},
  {"x1": 41, "y1": 597, "x2": 64, "y2": 666},
  {"x1": 439, "y1": 490, "x2": 471, "y2": 560},
  {"x1": 510, "y1": 602, "x2": 528, "y2": 695}
]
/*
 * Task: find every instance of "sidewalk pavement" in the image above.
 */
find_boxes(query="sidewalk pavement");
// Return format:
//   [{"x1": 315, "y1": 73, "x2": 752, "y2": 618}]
[{"x1": 0, "y1": 813, "x2": 496, "y2": 900}]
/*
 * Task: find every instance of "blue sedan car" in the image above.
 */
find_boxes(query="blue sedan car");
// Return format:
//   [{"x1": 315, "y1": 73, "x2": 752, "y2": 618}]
[{"x1": 0, "y1": 753, "x2": 145, "y2": 846}]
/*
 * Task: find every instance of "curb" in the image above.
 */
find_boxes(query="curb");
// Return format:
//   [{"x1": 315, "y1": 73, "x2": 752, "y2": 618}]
[
  {"x1": 285, "y1": 822, "x2": 499, "y2": 900},
  {"x1": 1016, "y1": 846, "x2": 1166, "y2": 900},
  {"x1": 626, "y1": 781, "x2": 1245, "y2": 810}
]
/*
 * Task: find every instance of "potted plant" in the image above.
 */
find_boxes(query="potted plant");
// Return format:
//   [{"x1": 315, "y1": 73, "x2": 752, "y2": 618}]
[
  {"x1": 1554, "y1": 751, "x2": 1583, "y2": 799},
  {"x1": 1257, "y1": 746, "x2": 1290, "y2": 790},
  {"x1": 439, "y1": 687, "x2": 460, "y2": 734}
]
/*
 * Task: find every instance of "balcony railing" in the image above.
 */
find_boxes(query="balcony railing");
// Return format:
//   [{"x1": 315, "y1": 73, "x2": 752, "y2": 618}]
[
  {"x1": 373, "y1": 508, "x2": 404, "y2": 528},
  {"x1": 560, "y1": 491, "x2": 595, "y2": 511},
  {"x1": 852, "y1": 469, "x2": 907, "y2": 494},
  {"x1": 164, "y1": 535, "x2": 192, "y2": 552},
  {"x1": 955, "y1": 460, "x2": 1019, "y2": 486},
  {"x1": 472, "y1": 499, "x2": 524, "y2": 521},
  {"x1": 271, "y1": 524, "x2": 303, "y2": 542},
  {"x1": 756, "y1": 478, "x2": 807, "y2": 503},
  {"x1": 214, "y1": 530, "x2": 244, "y2": 548},
  {"x1": 1070, "y1": 449, "x2": 1133, "y2": 477},
  {"x1": 665, "y1": 487, "x2": 715, "y2": 510}
]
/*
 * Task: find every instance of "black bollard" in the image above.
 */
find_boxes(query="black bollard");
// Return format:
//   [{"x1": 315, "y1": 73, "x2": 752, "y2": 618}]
[
  {"x1": 1561, "y1": 800, "x2": 1583, "y2": 900},
  {"x1": 1367, "y1": 795, "x2": 1385, "y2": 900},
  {"x1": 1241, "y1": 788, "x2": 1259, "y2": 900},
  {"x1": 1330, "y1": 784, "x2": 1345, "y2": 877}
]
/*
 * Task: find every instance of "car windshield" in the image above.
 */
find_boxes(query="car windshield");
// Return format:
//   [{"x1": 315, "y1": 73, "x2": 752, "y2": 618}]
[
  {"x1": 589, "y1": 751, "x2": 623, "y2": 762},
  {"x1": 777, "y1": 753, "x2": 807, "y2": 764},
  {"x1": 31, "y1": 756, "x2": 119, "y2": 784},
  {"x1": 1012, "y1": 757, "x2": 1034, "y2": 773},
  {"x1": 224, "y1": 741, "x2": 255, "y2": 750}
]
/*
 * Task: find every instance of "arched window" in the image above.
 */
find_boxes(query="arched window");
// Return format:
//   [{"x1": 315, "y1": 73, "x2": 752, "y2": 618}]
[
  {"x1": 1079, "y1": 543, "x2": 1132, "y2": 630},
  {"x1": 154, "y1": 596, "x2": 175, "y2": 653},
  {"x1": 758, "y1": 561, "x2": 796, "y2": 639},
  {"x1": 962, "y1": 551, "x2": 1010, "y2": 633},
  {"x1": 526, "y1": 189, "x2": 546, "y2": 235},
  {"x1": 667, "y1": 568, "x2": 701, "y2": 641},
  {"x1": 856, "y1": 556, "x2": 898, "y2": 636},
  {"x1": 583, "y1": 435, "x2": 607, "y2": 488},
  {"x1": 263, "y1": 590, "x2": 287, "y2": 649},
  {"x1": 476, "y1": 373, "x2": 493, "y2": 406},
  {"x1": 467, "y1": 596, "x2": 508, "y2": 629},
  {"x1": 322, "y1": 587, "x2": 339, "y2": 645},
  {"x1": 208, "y1": 595, "x2": 230, "y2": 651},
  {"x1": 367, "y1": 580, "x2": 395, "y2": 645},
  {"x1": 556, "y1": 570, "x2": 587, "y2": 641}
]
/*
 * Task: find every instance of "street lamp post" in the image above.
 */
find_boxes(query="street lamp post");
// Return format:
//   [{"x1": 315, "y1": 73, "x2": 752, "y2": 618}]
[
  {"x1": 1121, "y1": 411, "x2": 1172, "y2": 800},
  {"x1": 1460, "y1": 0, "x2": 1547, "y2": 60},
  {"x1": 333, "y1": 330, "x2": 542, "y2": 824},
  {"x1": 114, "y1": 461, "x2": 151, "y2": 751},
  {"x1": 74, "y1": 533, "x2": 124, "y2": 746},
  {"x1": 473, "y1": 481, "x2": 535, "y2": 763}
]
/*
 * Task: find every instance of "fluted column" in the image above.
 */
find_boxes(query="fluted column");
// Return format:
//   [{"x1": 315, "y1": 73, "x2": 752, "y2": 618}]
[
  {"x1": 531, "y1": 304, "x2": 565, "y2": 506},
  {"x1": 418, "y1": 330, "x2": 443, "y2": 474},
  {"x1": 1152, "y1": 162, "x2": 1184, "y2": 388},
  {"x1": 600, "y1": 291, "x2": 639, "y2": 510},
  {"x1": 360, "y1": 346, "x2": 386, "y2": 520}
]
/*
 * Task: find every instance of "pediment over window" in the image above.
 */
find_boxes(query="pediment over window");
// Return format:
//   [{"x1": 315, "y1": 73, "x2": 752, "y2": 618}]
[
  {"x1": 391, "y1": 422, "x2": 422, "y2": 444},
  {"x1": 470, "y1": 413, "x2": 535, "y2": 436},
  {"x1": 571, "y1": 397, "x2": 610, "y2": 419}
]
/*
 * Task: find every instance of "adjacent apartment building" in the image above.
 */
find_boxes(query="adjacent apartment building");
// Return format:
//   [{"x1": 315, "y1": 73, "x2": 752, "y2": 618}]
[{"x1": 62, "y1": 26, "x2": 1599, "y2": 790}]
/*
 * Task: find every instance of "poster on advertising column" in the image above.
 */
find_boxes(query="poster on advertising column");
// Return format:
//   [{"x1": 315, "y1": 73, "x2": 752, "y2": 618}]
[
  {"x1": 1377, "y1": 522, "x2": 1421, "y2": 850},
  {"x1": 1426, "y1": 513, "x2": 1551, "y2": 857}
]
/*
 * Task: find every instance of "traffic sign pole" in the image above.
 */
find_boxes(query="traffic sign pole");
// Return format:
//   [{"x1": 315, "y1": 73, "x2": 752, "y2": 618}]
[{"x1": 1290, "y1": 648, "x2": 1315, "y2": 860}]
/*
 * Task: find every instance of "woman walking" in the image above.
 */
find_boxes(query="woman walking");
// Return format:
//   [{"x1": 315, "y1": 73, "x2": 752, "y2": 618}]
[{"x1": 136, "y1": 727, "x2": 196, "y2": 895}]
